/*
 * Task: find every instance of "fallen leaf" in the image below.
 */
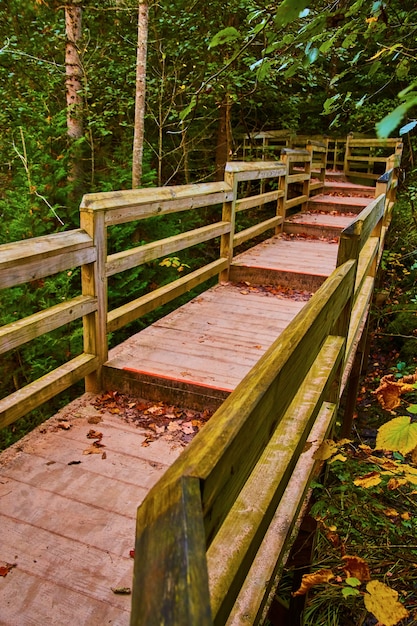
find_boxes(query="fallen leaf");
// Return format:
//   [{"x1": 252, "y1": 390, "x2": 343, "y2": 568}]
[
  {"x1": 111, "y1": 587, "x2": 131, "y2": 595},
  {"x1": 167, "y1": 422, "x2": 181, "y2": 432},
  {"x1": 0, "y1": 563, "x2": 16, "y2": 577},
  {"x1": 129, "y1": 550, "x2": 135, "y2": 559},
  {"x1": 374, "y1": 375, "x2": 415, "y2": 411},
  {"x1": 87, "y1": 429, "x2": 103, "y2": 440},
  {"x1": 384, "y1": 508, "x2": 399, "y2": 518},
  {"x1": 292, "y1": 569, "x2": 334, "y2": 596},
  {"x1": 57, "y1": 421, "x2": 71, "y2": 430},
  {"x1": 87, "y1": 415, "x2": 102, "y2": 424},
  {"x1": 387, "y1": 477, "x2": 408, "y2": 490},
  {"x1": 342, "y1": 555, "x2": 371, "y2": 582},
  {"x1": 364, "y1": 580, "x2": 409, "y2": 626},
  {"x1": 102, "y1": 451, "x2": 107, "y2": 460},
  {"x1": 83, "y1": 442, "x2": 105, "y2": 455},
  {"x1": 68, "y1": 460, "x2": 81, "y2": 465},
  {"x1": 313, "y1": 439, "x2": 338, "y2": 460},
  {"x1": 353, "y1": 471, "x2": 381, "y2": 488}
]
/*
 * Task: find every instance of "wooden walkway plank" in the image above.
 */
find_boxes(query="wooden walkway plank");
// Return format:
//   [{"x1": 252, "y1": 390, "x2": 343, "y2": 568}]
[{"x1": 0, "y1": 395, "x2": 183, "y2": 626}]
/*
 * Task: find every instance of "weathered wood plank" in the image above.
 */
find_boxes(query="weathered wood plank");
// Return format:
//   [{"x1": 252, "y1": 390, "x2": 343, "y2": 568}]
[
  {"x1": 284, "y1": 194, "x2": 308, "y2": 210},
  {"x1": 207, "y1": 337, "x2": 344, "y2": 623},
  {"x1": 225, "y1": 401, "x2": 337, "y2": 626},
  {"x1": 0, "y1": 230, "x2": 96, "y2": 289},
  {"x1": 0, "y1": 353, "x2": 99, "y2": 428},
  {"x1": 107, "y1": 258, "x2": 228, "y2": 332},
  {"x1": 131, "y1": 476, "x2": 212, "y2": 626},
  {"x1": 233, "y1": 215, "x2": 283, "y2": 247},
  {"x1": 0, "y1": 295, "x2": 97, "y2": 355},
  {"x1": 106, "y1": 222, "x2": 230, "y2": 277},
  {"x1": 81, "y1": 180, "x2": 233, "y2": 210},
  {"x1": 235, "y1": 190, "x2": 282, "y2": 212}
]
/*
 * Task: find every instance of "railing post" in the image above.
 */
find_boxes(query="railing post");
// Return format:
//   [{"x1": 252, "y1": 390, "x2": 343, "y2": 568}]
[
  {"x1": 220, "y1": 167, "x2": 237, "y2": 282},
  {"x1": 80, "y1": 206, "x2": 108, "y2": 392},
  {"x1": 131, "y1": 476, "x2": 212, "y2": 626}
]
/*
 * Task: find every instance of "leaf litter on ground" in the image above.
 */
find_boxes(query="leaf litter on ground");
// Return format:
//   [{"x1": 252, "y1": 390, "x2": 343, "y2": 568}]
[{"x1": 92, "y1": 390, "x2": 213, "y2": 447}]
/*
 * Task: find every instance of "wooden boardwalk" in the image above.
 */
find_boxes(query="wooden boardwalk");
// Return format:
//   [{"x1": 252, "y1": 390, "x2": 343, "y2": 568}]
[{"x1": 0, "y1": 177, "x2": 374, "y2": 625}]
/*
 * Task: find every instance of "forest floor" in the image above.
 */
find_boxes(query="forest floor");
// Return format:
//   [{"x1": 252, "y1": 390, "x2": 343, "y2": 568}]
[{"x1": 291, "y1": 187, "x2": 417, "y2": 626}]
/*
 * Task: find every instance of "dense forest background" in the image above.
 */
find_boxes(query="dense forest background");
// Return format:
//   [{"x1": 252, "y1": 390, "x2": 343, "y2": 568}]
[{"x1": 1, "y1": 0, "x2": 417, "y2": 447}]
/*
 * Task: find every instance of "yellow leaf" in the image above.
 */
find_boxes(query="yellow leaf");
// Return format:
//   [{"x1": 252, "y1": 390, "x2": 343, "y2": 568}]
[
  {"x1": 313, "y1": 439, "x2": 338, "y2": 460},
  {"x1": 383, "y1": 508, "x2": 399, "y2": 518},
  {"x1": 353, "y1": 471, "x2": 381, "y2": 488},
  {"x1": 364, "y1": 580, "x2": 409, "y2": 626},
  {"x1": 387, "y1": 477, "x2": 408, "y2": 490},
  {"x1": 329, "y1": 453, "x2": 347, "y2": 463},
  {"x1": 376, "y1": 416, "x2": 417, "y2": 455}
]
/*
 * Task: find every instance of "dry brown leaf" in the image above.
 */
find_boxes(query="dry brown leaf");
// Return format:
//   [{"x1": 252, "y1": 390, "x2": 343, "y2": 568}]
[
  {"x1": 411, "y1": 446, "x2": 417, "y2": 466},
  {"x1": 374, "y1": 375, "x2": 415, "y2": 411},
  {"x1": 0, "y1": 563, "x2": 16, "y2": 577},
  {"x1": 387, "y1": 477, "x2": 408, "y2": 490},
  {"x1": 292, "y1": 569, "x2": 334, "y2": 596},
  {"x1": 364, "y1": 580, "x2": 409, "y2": 626},
  {"x1": 57, "y1": 421, "x2": 71, "y2": 430},
  {"x1": 87, "y1": 429, "x2": 103, "y2": 440},
  {"x1": 83, "y1": 442, "x2": 105, "y2": 455},
  {"x1": 342, "y1": 555, "x2": 371, "y2": 582}
]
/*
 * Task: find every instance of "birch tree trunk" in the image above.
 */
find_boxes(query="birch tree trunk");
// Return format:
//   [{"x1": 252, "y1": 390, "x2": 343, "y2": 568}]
[
  {"x1": 65, "y1": 1, "x2": 83, "y2": 140},
  {"x1": 65, "y1": 1, "x2": 83, "y2": 190},
  {"x1": 132, "y1": 0, "x2": 149, "y2": 188}
]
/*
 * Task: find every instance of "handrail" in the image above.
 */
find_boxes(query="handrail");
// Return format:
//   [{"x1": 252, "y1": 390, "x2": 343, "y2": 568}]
[{"x1": 131, "y1": 258, "x2": 356, "y2": 626}]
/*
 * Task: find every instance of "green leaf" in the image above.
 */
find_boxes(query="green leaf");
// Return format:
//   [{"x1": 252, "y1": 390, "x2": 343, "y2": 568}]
[
  {"x1": 376, "y1": 415, "x2": 417, "y2": 454},
  {"x1": 342, "y1": 587, "x2": 360, "y2": 597},
  {"x1": 407, "y1": 404, "x2": 417, "y2": 414},
  {"x1": 208, "y1": 27, "x2": 240, "y2": 49},
  {"x1": 376, "y1": 98, "x2": 417, "y2": 137},
  {"x1": 179, "y1": 95, "x2": 197, "y2": 121},
  {"x1": 319, "y1": 37, "x2": 336, "y2": 54},
  {"x1": 346, "y1": 577, "x2": 361, "y2": 587},
  {"x1": 274, "y1": 0, "x2": 311, "y2": 28}
]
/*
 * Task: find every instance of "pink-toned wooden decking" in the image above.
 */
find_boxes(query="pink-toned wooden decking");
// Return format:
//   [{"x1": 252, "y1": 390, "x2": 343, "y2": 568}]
[{"x1": 0, "y1": 178, "x2": 374, "y2": 625}]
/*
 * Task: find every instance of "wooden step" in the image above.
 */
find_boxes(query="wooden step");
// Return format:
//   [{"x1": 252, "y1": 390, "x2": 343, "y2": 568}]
[
  {"x1": 324, "y1": 170, "x2": 347, "y2": 182},
  {"x1": 323, "y1": 181, "x2": 375, "y2": 197},
  {"x1": 103, "y1": 283, "x2": 307, "y2": 410},
  {"x1": 284, "y1": 210, "x2": 356, "y2": 238},
  {"x1": 307, "y1": 194, "x2": 372, "y2": 213}
]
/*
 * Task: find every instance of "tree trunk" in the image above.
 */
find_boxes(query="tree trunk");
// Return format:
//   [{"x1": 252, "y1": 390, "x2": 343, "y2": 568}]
[
  {"x1": 215, "y1": 93, "x2": 232, "y2": 181},
  {"x1": 65, "y1": 1, "x2": 83, "y2": 191},
  {"x1": 132, "y1": 0, "x2": 149, "y2": 188},
  {"x1": 65, "y1": 1, "x2": 83, "y2": 140}
]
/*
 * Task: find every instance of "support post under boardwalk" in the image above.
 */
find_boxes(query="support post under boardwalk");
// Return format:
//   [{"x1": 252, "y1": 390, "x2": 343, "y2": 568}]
[{"x1": 131, "y1": 476, "x2": 212, "y2": 626}]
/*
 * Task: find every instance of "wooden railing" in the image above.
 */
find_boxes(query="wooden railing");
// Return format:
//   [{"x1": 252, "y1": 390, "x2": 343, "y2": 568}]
[
  {"x1": 128, "y1": 147, "x2": 402, "y2": 625},
  {"x1": 0, "y1": 136, "x2": 401, "y2": 433}
]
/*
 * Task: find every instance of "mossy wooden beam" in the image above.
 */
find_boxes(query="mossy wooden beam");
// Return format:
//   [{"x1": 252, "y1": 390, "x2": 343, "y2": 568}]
[
  {"x1": 0, "y1": 230, "x2": 95, "y2": 289},
  {"x1": 0, "y1": 353, "x2": 99, "y2": 428},
  {"x1": 131, "y1": 476, "x2": 212, "y2": 626},
  {"x1": 207, "y1": 337, "x2": 344, "y2": 624},
  {"x1": 106, "y1": 222, "x2": 231, "y2": 277}
]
